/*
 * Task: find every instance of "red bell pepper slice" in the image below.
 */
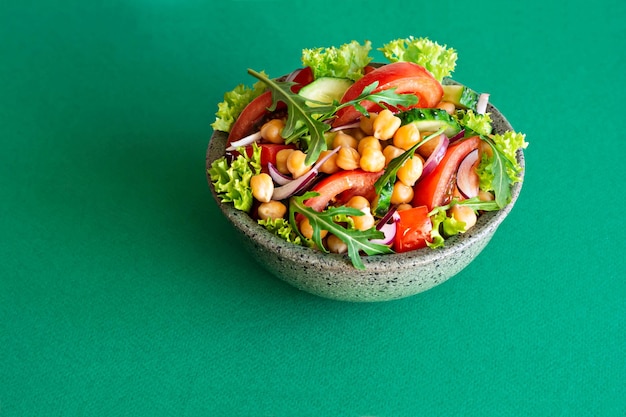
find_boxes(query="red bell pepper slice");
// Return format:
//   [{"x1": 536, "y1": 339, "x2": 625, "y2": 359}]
[
  {"x1": 393, "y1": 206, "x2": 432, "y2": 253},
  {"x1": 412, "y1": 136, "x2": 481, "y2": 211},
  {"x1": 332, "y1": 62, "x2": 443, "y2": 128},
  {"x1": 242, "y1": 143, "x2": 296, "y2": 172}
]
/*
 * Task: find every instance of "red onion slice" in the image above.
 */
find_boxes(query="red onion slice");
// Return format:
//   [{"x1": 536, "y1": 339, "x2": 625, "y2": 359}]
[
  {"x1": 371, "y1": 212, "x2": 400, "y2": 246},
  {"x1": 448, "y1": 128, "x2": 466, "y2": 143},
  {"x1": 330, "y1": 121, "x2": 361, "y2": 132},
  {"x1": 272, "y1": 170, "x2": 317, "y2": 201},
  {"x1": 476, "y1": 93, "x2": 490, "y2": 115},
  {"x1": 284, "y1": 68, "x2": 302, "y2": 82},
  {"x1": 456, "y1": 149, "x2": 480, "y2": 198},
  {"x1": 376, "y1": 205, "x2": 398, "y2": 230},
  {"x1": 226, "y1": 131, "x2": 262, "y2": 151},
  {"x1": 421, "y1": 134, "x2": 449, "y2": 178},
  {"x1": 267, "y1": 162, "x2": 292, "y2": 186}
]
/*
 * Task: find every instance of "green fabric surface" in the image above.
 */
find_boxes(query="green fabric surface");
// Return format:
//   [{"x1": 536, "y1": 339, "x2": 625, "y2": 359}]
[{"x1": 1, "y1": 0, "x2": 624, "y2": 415}]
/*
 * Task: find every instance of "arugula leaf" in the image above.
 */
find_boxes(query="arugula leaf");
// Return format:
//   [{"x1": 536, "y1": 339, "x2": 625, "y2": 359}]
[
  {"x1": 248, "y1": 69, "x2": 334, "y2": 166},
  {"x1": 289, "y1": 192, "x2": 393, "y2": 270},
  {"x1": 248, "y1": 69, "x2": 419, "y2": 166},
  {"x1": 476, "y1": 134, "x2": 526, "y2": 208},
  {"x1": 337, "y1": 81, "x2": 419, "y2": 116},
  {"x1": 372, "y1": 128, "x2": 445, "y2": 216}
]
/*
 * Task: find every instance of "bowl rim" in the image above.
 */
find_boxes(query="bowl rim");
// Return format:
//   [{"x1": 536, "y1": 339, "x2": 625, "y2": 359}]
[{"x1": 205, "y1": 87, "x2": 524, "y2": 273}]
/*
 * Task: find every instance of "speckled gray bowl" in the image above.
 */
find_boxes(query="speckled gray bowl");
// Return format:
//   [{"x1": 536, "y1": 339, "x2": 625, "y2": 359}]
[{"x1": 206, "y1": 98, "x2": 524, "y2": 302}]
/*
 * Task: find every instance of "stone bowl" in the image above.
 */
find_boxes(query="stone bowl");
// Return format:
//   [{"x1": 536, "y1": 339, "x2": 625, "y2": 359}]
[{"x1": 206, "y1": 96, "x2": 524, "y2": 302}]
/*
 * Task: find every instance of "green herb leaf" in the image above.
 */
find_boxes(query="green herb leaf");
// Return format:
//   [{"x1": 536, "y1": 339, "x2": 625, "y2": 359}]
[
  {"x1": 289, "y1": 192, "x2": 393, "y2": 270},
  {"x1": 372, "y1": 128, "x2": 445, "y2": 216},
  {"x1": 337, "y1": 81, "x2": 419, "y2": 116},
  {"x1": 248, "y1": 69, "x2": 420, "y2": 166},
  {"x1": 248, "y1": 69, "x2": 334, "y2": 166}
]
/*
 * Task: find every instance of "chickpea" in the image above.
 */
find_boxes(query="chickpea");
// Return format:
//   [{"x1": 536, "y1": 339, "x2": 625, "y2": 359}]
[
  {"x1": 478, "y1": 190, "x2": 495, "y2": 201},
  {"x1": 359, "y1": 147, "x2": 386, "y2": 173},
  {"x1": 359, "y1": 113, "x2": 378, "y2": 135},
  {"x1": 352, "y1": 211, "x2": 376, "y2": 231},
  {"x1": 382, "y1": 145, "x2": 405, "y2": 166},
  {"x1": 417, "y1": 133, "x2": 444, "y2": 159},
  {"x1": 250, "y1": 173, "x2": 274, "y2": 203},
  {"x1": 436, "y1": 101, "x2": 456, "y2": 115},
  {"x1": 326, "y1": 234, "x2": 348, "y2": 254},
  {"x1": 275, "y1": 148, "x2": 294, "y2": 174},
  {"x1": 286, "y1": 150, "x2": 311, "y2": 179},
  {"x1": 373, "y1": 109, "x2": 401, "y2": 140},
  {"x1": 332, "y1": 131, "x2": 358, "y2": 150},
  {"x1": 299, "y1": 217, "x2": 327, "y2": 240},
  {"x1": 450, "y1": 205, "x2": 477, "y2": 231},
  {"x1": 390, "y1": 181, "x2": 414, "y2": 205},
  {"x1": 357, "y1": 136, "x2": 382, "y2": 155},
  {"x1": 260, "y1": 119, "x2": 285, "y2": 144},
  {"x1": 396, "y1": 154, "x2": 424, "y2": 187},
  {"x1": 345, "y1": 127, "x2": 367, "y2": 141},
  {"x1": 345, "y1": 196, "x2": 375, "y2": 231},
  {"x1": 345, "y1": 195, "x2": 371, "y2": 211},
  {"x1": 316, "y1": 150, "x2": 340, "y2": 175},
  {"x1": 336, "y1": 147, "x2": 360, "y2": 171},
  {"x1": 396, "y1": 203, "x2": 413, "y2": 211},
  {"x1": 257, "y1": 201, "x2": 287, "y2": 221},
  {"x1": 393, "y1": 122, "x2": 421, "y2": 151}
]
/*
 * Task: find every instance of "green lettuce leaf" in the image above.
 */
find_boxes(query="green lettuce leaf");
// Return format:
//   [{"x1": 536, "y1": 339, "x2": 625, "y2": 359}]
[
  {"x1": 258, "y1": 217, "x2": 306, "y2": 246},
  {"x1": 379, "y1": 36, "x2": 457, "y2": 82},
  {"x1": 457, "y1": 109, "x2": 493, "y2": 136},
  {"x1": 208, "y1": 144, "x2": 261, "y2": 212},
  {"x1": 211, "y1": 75, "x2": 268, "y2": 133},
  {"x1": 301, "y1": 40, "x2": 372, "y2": 81}
]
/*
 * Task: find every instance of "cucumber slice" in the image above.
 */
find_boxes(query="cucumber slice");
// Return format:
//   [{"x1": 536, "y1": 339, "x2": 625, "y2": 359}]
[
  {"x1": 398, "y1": 108, "x2": 462, "y2": 138},
  {"x1": 298, "y1": 77, "x2": 353, "y2": 107},
  {"x1": 442, "y1": 84, "x2": 479, "y2": 110}
]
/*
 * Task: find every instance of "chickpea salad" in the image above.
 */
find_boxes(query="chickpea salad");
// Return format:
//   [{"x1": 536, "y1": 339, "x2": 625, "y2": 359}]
[{"x1": 209, "y1": 37, "x2": 527, "y2": 269}]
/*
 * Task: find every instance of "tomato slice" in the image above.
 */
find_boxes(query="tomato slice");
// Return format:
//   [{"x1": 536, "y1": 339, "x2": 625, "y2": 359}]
[
  {"x1": 332, "y1": 62, "x2": 443, "y2": 128},
  {"x1": 412, "y1": 136, "x2": 481, "y2": 211},
  {"x1": 305, "y1": 169, "x2": 384, "y2": 211},
  {"x1": 227, "y1": 67, "x2": 314, "y2": 145},
  {"x1": 393, "y1": 206, "x2": 432, "y2": 253}
]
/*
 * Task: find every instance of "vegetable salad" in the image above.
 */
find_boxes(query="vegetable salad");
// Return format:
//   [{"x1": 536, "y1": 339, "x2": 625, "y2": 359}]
[{"x1": 209, "y1": 36, "x2": 527, "y2": 269}]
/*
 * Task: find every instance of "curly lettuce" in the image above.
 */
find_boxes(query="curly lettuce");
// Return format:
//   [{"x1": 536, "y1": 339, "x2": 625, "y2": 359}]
[
  {"x1": 208, "y1": 144, "x2": 261, "y2": 212},
  {"x1": 211, "y1": 76, "x2": 268, "y2": 133},
  {"x1": 379, "y1": 36, "x2": 457, "y2": 82},
  {"x1": 301, "y1": 40, "x2": 372, "y2": 81},
  {"x1": 457, "y1": 109, "x2": 493, "y2": 136},
  {"x1": 258, "y1": 217, "x2": 305, "y2": 246}
]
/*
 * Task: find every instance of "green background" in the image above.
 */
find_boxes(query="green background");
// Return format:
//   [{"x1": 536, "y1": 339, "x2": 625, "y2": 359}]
[{"x1": 1, "y1": 0, "x2": 624, "y2": 415}]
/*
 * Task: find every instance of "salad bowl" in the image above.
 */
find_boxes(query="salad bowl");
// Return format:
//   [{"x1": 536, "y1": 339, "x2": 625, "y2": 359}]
[{"x1": 206, "y1": 101, "x2": 524, "y2": 302}]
